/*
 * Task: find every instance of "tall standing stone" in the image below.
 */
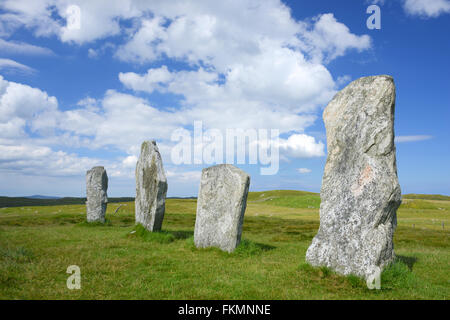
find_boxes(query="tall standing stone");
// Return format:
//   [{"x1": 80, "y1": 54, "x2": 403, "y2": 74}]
[
  {"x1": 194, "y1": 164, "x2": 250, "y2": 253},
  {"x1": 135, "y1": 140, "x2": 168, "y2": 231},
  {"x1": 306, "y1": 75, "x2": 402, "y2": 279},
  {"x1": 86, "y1": 166, "x2": 108, "y2": 223}
]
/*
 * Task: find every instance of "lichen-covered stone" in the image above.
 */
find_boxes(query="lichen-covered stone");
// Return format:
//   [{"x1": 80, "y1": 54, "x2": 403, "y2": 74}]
[
  {"x1": 135, "y1": 140, "x2": 167, "y2": 231},
  {"x1": 194, "y1": 164, "x2": 250, "y2": 253},
  {"x1": 86, "y1": 166, "x2": 108, "y2": 223},
  {"x1": 306, "y1": 75, "x2": 402, "y2": 279}
]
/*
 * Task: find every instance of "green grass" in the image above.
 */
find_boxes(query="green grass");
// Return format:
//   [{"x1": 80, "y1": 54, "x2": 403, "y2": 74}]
[
  {"x1": 0, "y1": 191, "x2": 449, "y2": 299},
  {"x1": 400, "y1": 199, "x2": 438, "y2": 210},
  {"x1": 248, "y1": 190, "x2": 321, "y2": 209},
  {"x1": 128, "y1": 224, "x2": 176, "y2": 243},
  {"x1": 380, "y1": 260, "x2": 417, "y2": 290},
  {"x1": 403, "y1": 194, "x2": 450, "y2": 201},
  {"x1": 298, "y1": 259, "x2": 418, "y2": 291}
]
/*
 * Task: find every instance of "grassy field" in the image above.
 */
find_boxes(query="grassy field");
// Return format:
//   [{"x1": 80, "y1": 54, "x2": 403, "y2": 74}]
[{"x1": 0, "y1": 190, "x2": 448, "y2": 299}]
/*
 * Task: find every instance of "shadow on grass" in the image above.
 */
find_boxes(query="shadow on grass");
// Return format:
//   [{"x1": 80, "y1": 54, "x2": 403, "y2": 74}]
[
  {"x1": 396, "y1": 255, "x2": 418, "y2": 271},
  {"x1": 127, "y1": 224, "x2": 193, "y2": 244},
  {"x1": 169, "y1": 230, "x2": 194, "y2": 240},
  {"x1": 184, "y1": 237, "x2": 276, "y2": 257},
  {"x1": 232, "y1": 239, "x2": 276, "y2": 257}
]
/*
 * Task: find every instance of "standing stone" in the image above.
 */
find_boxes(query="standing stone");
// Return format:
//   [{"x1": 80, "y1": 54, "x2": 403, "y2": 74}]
[
  {"x1": 135, "y1": 140, "x2": 168, "y2": 231},
  {"x1": 306, "y1": 75, "x2": 402, "y2": 279},
  {"x1": 194, "y1": 164, "x2": 250, "y2": 253},
  {"x1": 86, "y1": 166, "x2": 108, "y2": 223}
]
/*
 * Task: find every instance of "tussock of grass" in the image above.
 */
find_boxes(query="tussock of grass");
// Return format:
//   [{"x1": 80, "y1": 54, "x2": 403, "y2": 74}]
[
  {"x1": 346, "y1": 274, "x2": 365, "y2": 288},
  {"x1": 128, "y1": 224, "x2": 175, "y2": 244},
  {"x1": 298, "y1": 259, "x2": 418, "y2": 291},
  {"x1": 381, "y1": 260, "x2": 417, "y2": 289},
  {"x1": 0, "y1": 246, "x2": 33, "y2": 262},
  {"x1": 298, "y1": 263, "x2": 366, "y2": 292},
  {"x1": 0, "y1": 245, "x2": 34, "y2": 289},
  {"x1": 298, "y1": 262, "x2": 315, "y2": 272},
  {"x1": 184, "y1": 235, "x2": 196, "y2": 249}
]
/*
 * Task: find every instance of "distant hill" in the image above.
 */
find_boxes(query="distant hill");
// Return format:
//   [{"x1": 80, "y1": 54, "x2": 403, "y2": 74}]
[
  {"x1": 0, "y1": 196, "x2": 198, "y2": 208},
  {"x1": 1, "y1": 190, "x2": 448, "y2": 208},
  {"x1": 25, "y1": 195, "x2": 61, "y2": 199},
  {"x1": 0, "y1": 196, "x2": 134, "y2": 208}
]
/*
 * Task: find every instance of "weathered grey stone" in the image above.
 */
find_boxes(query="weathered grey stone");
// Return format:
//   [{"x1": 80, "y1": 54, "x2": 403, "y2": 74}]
[
  {"x1": 86, "y1": 166, "x2": 108, "y2": 223},
  {"x1": 194, "y1": 164, "x2": 250, "y2": 253},
  {"x1": 306, "y1": 75, "x2": 402, "y2": 279},
  {"x1": 135, "y1": 140, "x2": 168, "y2": 231}
]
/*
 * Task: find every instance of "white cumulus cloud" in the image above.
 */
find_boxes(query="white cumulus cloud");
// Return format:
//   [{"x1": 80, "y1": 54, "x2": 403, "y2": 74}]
[
  {"x1": 298, "y1": 13, "x2": 372, "y2": 63},
  {"x1": 278, "y1": 134, "x2": 325, "y2": 158},
  {"x1": 119, "y1": 66, "x2": 173, "y2": 94},
  {"x1": 0, "y1": 75, "x2": 57, "y2": 133},
  {"x1": 403, "y1": 0, "x2": 450, "y2": 17}
]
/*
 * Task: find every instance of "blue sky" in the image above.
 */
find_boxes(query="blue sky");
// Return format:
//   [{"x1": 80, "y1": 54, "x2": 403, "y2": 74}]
[{"x1": 0, "y1": 0, "x2": 449, "y2": 197}]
